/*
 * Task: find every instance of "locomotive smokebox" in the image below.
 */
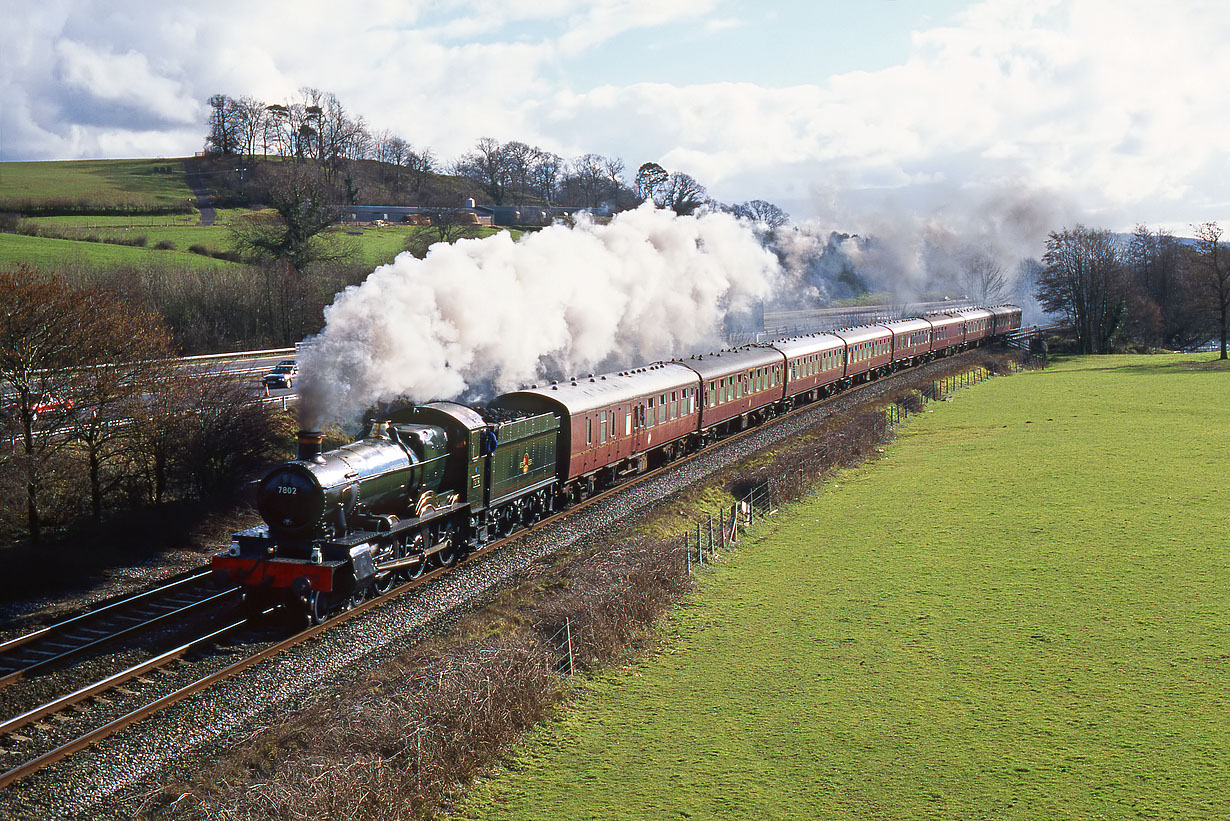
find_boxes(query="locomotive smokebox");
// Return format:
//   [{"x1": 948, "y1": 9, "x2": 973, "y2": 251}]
[{"x1": 297, "y1": 430, "x2": 325, "y2": 463}]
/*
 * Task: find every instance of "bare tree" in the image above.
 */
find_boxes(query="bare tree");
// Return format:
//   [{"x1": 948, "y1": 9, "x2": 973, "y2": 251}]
[
  {"x1": 232, "y1": 96, "x2": 268, "y2": 160},
  {"x1": 634, "y1": 162, "x2": 669, "y2": 204},
  {"x1": 0, "y1": 271, "x2": 178, "y2": 539},
  {"x1": 175, "y1": 367, "x2": 288, "y2": 500},
  {"x1": 229, "y1": 163, "x2": 353, "y2": 273},
  {"x1": 563, "y1": 153, "x2": 610, "y2": 210},
  {"x1": 960, "y1": 249, "x2": 1009, "y2": 304},
  {"x1": 732, "y1": 199, "x2": 790, "y2": 229},
  {"x1": 205, "y1": 94, "x2": 240, "y2": 155},
  {"x1": 405, "y1": 147, "x2": 437, "y2": 192},
  {"x1": 61, "y1": 299, "x2": 177, "y2": 522},
  {"x1": 1191, "y1": 221, "x2": 1230, "y2": 359},
  {"x1": 654, "y1": 172, "x2": 708, "y2": 216},
  {"x1": 530, "y1": 149, "x2": 563, "y2": 206},
  {"x1": 502, "y1": 141, "x2": 536, "y2": 204},
  {"x1": 264, "y1": 103, "x2": 290, "y2": 157},
  {"x1": 455, "y1": 137, "x2": 511, "y2": 204},
  {"x1": 1036, "y1": 225, "x2": 1127, "y2": 354}
]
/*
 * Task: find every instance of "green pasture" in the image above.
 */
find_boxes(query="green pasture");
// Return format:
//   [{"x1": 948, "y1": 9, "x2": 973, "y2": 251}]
[
  {"x1": 458, "y1": 354, "x2": 1230, "y2": 820},
  {"x1": 23, "y1": 218, "x2": 232, "y2": 256},
  {"x1": 0, "y1": 158, "x2": 195, "y2": 209},
  {"x1": 8, "y1": 217, "x2": 508, "y2": 272},
  {"x1": 0, "y1": 232, "x2": 237, "y2": 270}
]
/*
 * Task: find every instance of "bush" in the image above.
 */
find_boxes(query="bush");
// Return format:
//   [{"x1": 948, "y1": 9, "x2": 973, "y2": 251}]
[
  {"x1": 895, "y1": 391, "x2": 925, "y2": 413},
  {"x1": 156, "y1": 531, "x2": 691, "y2": 819},
  {"x1": 154, "y1": 239, "x2": 176, "y2": 250}
]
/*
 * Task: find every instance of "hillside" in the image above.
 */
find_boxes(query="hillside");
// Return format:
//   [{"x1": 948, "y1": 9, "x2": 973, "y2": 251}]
[
  {"x1": 0, "y1": 158, "x2": 197, "y2": 214},
  {"x1": 0, "y1": 156, "x2": 499, "y2": 275}
]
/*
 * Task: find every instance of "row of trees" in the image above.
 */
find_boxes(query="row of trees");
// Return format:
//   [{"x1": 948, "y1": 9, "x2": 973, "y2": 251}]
[
  {"x1": 204, "y1": 90, "x2": 789, "y2": 222},
  {"x1": 1035, "y1": 223, "x2": 1229, "y2": 357},
  {"x1": 0, "y1": 269, "x2": 288, "y2": 544}
]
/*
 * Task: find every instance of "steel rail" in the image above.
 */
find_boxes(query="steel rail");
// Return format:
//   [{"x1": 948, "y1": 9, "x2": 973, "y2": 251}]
[
  {"x1": 0, "y1": 616, "x2": 256, "y2": 791},
  {"x1": 0, "y1": 571, "x2": 213, "y2": 657},
  {"x1": 0, "y1": 574, "x2": 237, "y2": 690}
]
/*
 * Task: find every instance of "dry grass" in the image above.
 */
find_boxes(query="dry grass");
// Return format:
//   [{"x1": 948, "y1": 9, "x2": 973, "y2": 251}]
[{"x1": 148, "y1": 536, "x2": 690, "y2": 820}]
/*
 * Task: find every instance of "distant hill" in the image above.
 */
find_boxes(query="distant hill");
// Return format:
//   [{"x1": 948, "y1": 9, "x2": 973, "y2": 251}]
[{"x1": 0, "y1": 158, "x2": 200, "y2": 215}]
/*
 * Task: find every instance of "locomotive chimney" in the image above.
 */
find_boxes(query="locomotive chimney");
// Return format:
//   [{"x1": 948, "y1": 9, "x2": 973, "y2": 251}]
[{"x1": 297, "y1": 430, "x2": 325, "y2": 463}]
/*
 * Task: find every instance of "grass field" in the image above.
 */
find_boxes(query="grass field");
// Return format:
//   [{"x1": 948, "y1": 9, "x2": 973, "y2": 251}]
[
  {"x1": 0, "y1": 158, "x2": 195, "y2": 209},
  {"x1": 0, "y1": 232, "x2": 238, "y2": 270},
  {"x1": 456, "y1": 354, "x2": 1230, "y2": 820},
  {"x1": 2, "y1": 218, "x2": 510, "y2": 271}
]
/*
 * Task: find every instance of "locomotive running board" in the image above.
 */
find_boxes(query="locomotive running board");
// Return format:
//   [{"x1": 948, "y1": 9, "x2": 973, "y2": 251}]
[{"x1": 375, "y1": 538, "x2": 453, "y2": 570}]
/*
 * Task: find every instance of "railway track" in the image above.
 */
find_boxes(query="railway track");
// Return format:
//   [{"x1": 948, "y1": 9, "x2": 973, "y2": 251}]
[
  {"x1": 0, "y1": 350, "x2": 998, "y2": 794},
  {"x1": 0, "y1": 571, "x2": 238, "y2": 690}
]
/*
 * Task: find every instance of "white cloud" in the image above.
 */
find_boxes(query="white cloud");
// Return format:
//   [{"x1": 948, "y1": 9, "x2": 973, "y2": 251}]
[
  {"x1": 54, "y1": 40, "x2": 197, "y2": 124},
  {"x1": 3, "y1": 0, "x2": 1229, "y2": 229}
]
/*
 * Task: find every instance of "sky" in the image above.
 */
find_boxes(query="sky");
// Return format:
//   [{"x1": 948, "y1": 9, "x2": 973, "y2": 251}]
[{"x1": 3, "y1": 0, "x2": 1229, "y2": 236}]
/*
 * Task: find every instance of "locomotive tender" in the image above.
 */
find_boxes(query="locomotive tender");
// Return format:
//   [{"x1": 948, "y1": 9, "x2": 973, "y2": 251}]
[{"x1": 213, "y1": 306, "x2": 1021, "y2": 621}]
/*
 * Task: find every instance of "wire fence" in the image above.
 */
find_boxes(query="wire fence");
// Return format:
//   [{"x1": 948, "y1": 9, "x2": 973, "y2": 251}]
[{"x1": 676, "y1": 481, "x2": 775, "y2": 570}]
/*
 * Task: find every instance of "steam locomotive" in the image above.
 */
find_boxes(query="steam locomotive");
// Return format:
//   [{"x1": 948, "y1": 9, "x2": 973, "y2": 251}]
[{"x1": 212, "y1": 306, "x2": 1021, "y2": 622}]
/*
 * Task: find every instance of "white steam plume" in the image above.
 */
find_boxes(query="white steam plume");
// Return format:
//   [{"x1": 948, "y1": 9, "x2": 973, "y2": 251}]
[{"x1": 299, "y1": 205, "x2": 783, "y2": 427}]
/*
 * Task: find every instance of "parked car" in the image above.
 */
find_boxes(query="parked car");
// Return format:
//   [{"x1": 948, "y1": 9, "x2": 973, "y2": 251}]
[
  {"x1": 262, "y1": 360, "x2": 298, "y2": 389},
  {"x1": 0, "y1": 392, "x2": 74, "y2": 421}
]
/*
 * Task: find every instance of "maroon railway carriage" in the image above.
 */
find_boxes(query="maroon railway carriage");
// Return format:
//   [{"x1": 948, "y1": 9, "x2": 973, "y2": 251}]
[
  {"x1": 773, "y1": 333, "x2": 847, "y2": 404},
  {"x1": 926, "y1": 312, "x2": 966, "y2": 354},
  {"x1": 955, "y1": 308, "x2": 994, "y2": 345},
  {"x1": 987, "y1": 305, "x2": 1022, "y2": 337},
  {"x1": 833, "y1": 325, "x2": 893, "y2": 382},
  {"x1": 491, "y1": 362, "x2": 700, "y2": 498},
  {"x1": 881, "y1": 318, "x2": 933, "y2": 367},
  {"x1": 680, "y1": 346, "x2": 785, "y2": 436}
]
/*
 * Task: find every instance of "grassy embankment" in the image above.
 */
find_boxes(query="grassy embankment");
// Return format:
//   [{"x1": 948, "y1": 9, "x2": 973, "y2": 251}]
[
  {"x1": 0, "y1": 158, "x2": 197, "y2": 212},
  {"x1": 457, "y1": 354, "x2": 1230, "y2": 821}
]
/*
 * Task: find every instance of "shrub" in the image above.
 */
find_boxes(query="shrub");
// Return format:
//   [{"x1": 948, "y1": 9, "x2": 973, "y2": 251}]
[
  {"x1": 187, "y1": 243, "x2": 210, "y2": 256},
  {"x1": 154, "y1": 240, "x2": 175, "y2": 250},
  {"x1": 895, "y1": 391, "x2": 925, "y2": 413}
]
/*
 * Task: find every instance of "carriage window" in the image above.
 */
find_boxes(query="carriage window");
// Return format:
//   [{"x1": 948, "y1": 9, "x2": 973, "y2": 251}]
[
  {"x1": 586, "y1": 417, "x2": 592, "y2": 445},
  {"x1": 671, "y1": 391, "x2": 678, "y2": 419},
  {"x1": 646, "y1": 397, "x2": 655, "y2": 427},
  {"x1": 626, "y1": 410, "x2": 632, "y2": 435},
  {"x1": 689, "y1": 393, "x2": 695, "y2": 414},
  {"x1": 600, "y1": 411, "x2": 607, "y2": 443},
  {"x1": 659, "y1": 395, "x2": 667, "y2": 424}
]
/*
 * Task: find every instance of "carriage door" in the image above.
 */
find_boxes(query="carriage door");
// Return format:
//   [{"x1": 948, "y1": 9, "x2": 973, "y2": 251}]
[{"x1": 632, "y1": 400, "x2": 646, "y2": 453}]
